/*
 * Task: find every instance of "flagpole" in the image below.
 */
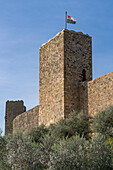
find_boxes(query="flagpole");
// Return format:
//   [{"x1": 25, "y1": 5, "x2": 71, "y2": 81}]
[{"x1": 65, "y1": 11, "x2": 67, "y2": 29}]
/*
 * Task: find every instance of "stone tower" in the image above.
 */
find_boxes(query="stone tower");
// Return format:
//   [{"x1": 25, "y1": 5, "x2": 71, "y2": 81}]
[
  {"x1": 5, "y1": 100, "x2": 26, "y2": 135},
  {"x1": 39, "y1": 29, "x2": 92, "y2": 126},
  {"x1": 5, "y1": 29, "x2": 113, "y2": 135}
]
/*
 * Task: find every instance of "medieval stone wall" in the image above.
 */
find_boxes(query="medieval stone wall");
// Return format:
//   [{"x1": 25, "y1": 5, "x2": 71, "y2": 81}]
[
  {"x1": 13, "y1": 105, "x2": 39, "y2": 134},
  {"x1": 5, "y1": 100, "x2": 26, "y2": 135},
  {"x1": 64, "y1": 30, "x2": 92, "y2": 117},
  {"x1": 88, "y1": 71, "x2": 113, "y2": 115},
  {"x1": 80, "y1": 71, "x2": 113, "y2": 116},
  {"x1": 5, "y1": 29, "x2": 113, "y2": 135},
  {"x1": 39, "y1": 31, "x2": 65, "y2": 126}
]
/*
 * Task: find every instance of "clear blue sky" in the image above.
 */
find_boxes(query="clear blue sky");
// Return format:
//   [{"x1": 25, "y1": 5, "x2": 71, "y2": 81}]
[{"x1": 0, "y1": 0, "x2": 113, "y2": 134}]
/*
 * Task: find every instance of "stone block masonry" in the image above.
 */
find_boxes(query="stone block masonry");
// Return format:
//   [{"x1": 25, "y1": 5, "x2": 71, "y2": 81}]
[
  {"x1": 39, "y1": 30, "x2": 64, "y2": 126},
  {"x1": 80, "y1": 71, "x2": 113, "y2": 116},
  {"x1": 64, "y1": 30, "x2": 92, "y2": 117},
  {"x1": 13, "y1": 105, "x2": 39, "y2": 134},
  {"x1": 5, "y1": 100, "x2": 26, "y2": 135},
  {"x1": 39, "y1": 29, "x2": 92, "y2": 126},
  {"x1": 88, "y1": 71, "x2": 113, "y2": 115}
]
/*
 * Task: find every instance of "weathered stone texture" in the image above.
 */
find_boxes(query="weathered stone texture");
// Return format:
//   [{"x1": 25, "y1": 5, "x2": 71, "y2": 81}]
[
  {"x1": 5, "y1": 100, "x2": 26, "y2": 135},
  {"x1": 80, "y1": 71, "x2": 113, "y2": 116},
  {"x1": 39, "y1": 29, "x2": 92, "y2": 126},
  {"x1": 64, "y1": 30, "x2": 92, "y2": 117},
  {"x1": 13, "y1": 105, "x2": 39, "y2": 134},
  {"x1": 87, "y1": 71, "x2": 113, "y2": 116},
  {"x1": 79, "y1": 81, "x2": 88, "y2": 114},
  {"x1": 39, "y1": 31, "x2": 65, "y2": 126}
]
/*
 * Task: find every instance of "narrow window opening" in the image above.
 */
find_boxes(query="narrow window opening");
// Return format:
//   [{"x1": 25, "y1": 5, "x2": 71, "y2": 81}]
[{"x1": 82, "y1": 69, "x2": 86, "y2": 81}]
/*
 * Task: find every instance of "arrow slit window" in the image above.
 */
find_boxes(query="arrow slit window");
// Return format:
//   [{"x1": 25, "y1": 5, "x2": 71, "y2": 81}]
[{"x1": 82, "y1": 69, "x2": 86, "y2": 81}]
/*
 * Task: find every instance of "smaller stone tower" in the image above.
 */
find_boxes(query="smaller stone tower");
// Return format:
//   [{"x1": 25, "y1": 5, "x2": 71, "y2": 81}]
[{"x1": 5, "y1": 100, "x2": 26, "y2": 135}]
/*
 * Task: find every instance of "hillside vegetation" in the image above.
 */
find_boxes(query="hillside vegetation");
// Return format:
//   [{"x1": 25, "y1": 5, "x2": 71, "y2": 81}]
[{"x1": 0, "y1": 106, "x2": 113, "y2": 170}]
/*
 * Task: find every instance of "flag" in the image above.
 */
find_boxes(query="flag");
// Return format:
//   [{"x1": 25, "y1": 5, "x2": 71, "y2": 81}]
[{"x1": 67, "y1": 15, "x2": 76, "y2": 24}]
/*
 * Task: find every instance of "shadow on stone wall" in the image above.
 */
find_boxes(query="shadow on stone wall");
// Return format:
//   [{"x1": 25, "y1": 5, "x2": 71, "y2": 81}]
[{"x1": 79, "y1": 81, "x2": 88, "y2": 114}]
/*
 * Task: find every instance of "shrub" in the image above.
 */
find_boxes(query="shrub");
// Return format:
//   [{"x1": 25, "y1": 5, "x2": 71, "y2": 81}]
[
  {"x1": 0, "y1": 128, "x2": 2, "y2": 136},
  {"x1": 1, "y1": 107, "x2": 113, "y2": 169},
  {"x1": 27, "y1": 124, "x2": 49, "y2": 143},
  {"x1": 49, "y1": 136, "x2": 89, "y2": 170},
  {"x1": 48, "y1": 134, "x2": 113, "y2": 170},
  {"x1": 0, "y1": 135, "x2": 11, "y2": 170},
  {"x1": 48, "y1": 111, "x2": 92, "y2": 140},
  {"x1": 6, "y1": 133, "x2": 36, "y2": 170},
  {"x1": 89, "y1": 134, "x2": 113, "y2": 170},
  {"x1": 92, "y1": 106, "x2": 113, "y2": 137},
  {"x1": 5, "y1": 132, "x2": 56, "y2": 169}
]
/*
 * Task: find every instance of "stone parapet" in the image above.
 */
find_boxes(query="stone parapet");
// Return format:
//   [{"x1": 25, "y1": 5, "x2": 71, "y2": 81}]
[
  {"x1": 13, "y1": 105, "x2": 39, "y2": 134},
  {"x1": 87, "y1": 71, "x2": 113, "y2": 116},
  {"x1": 79, "y1": 71, "x2": 113, "y2": 115}
]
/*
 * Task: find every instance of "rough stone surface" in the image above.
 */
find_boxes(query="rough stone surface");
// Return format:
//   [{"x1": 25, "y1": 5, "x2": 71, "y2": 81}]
[
  {"x1": 80, "y1": 71, "x2": 113, "y2": 116},
  {"x1": 39, "y1": 29, "x2": 92, "y2": 126},
  {"x1": 88, "y1": 71, "x2": 113, "y2": 115},
  {"x1": 5, "y1": 100, "x2": 26, "y2": 135},
  {"x1": 13, "y1": 105, "x2": 39, "y2": 134},
  {"x1": 64, "y1": 30, "x2": 92, "y2": 117},
  {"x1": 39, "y1": 31, "x2": 64, "y2": 126}
]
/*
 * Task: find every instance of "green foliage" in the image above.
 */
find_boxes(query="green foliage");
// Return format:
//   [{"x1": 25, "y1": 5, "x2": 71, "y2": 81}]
[
  {"x1": 106, "y1": 137, "x2": 113, "y2": 150},
  {"x1": 92, "y1": 105, "x2": 113, "y2": 137},
  {"x1": 0, "y1": 135, "x2": 11, "y2": 170},
  {"x1": 89, "y1": 134, "x2": 113, "y2": 170},
  {"x1": 27, "y1": 124, "x2": 49, "y2": 143},
  {"x1": 49, "y1": 134, "x2": 113, "y2": 170},
  {"x1": 1, "y1": 132, "x2": 112, "y2": 170},
  {"x1": 0, "y1": 107, "x2": 113, "y2": 169},
  {"x1": 0, "y1": 128, "x2": 2, "y2": 136},
  {"x1": 35, "y1": 134, "x2": 57, "y2": 169},
  {"x1": 48, "y1": 111, "x2": 92, "y2": 140},
  {"x1": 6, "y1": 132, "x2": 38, "y2": 170},
  {"x1": 49, "y1": 136, "x2": 89, "y2": 170}
]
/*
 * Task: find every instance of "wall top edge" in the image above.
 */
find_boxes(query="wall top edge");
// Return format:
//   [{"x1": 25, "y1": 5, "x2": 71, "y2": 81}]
[
  {"x1": 40, "y1": 29, "x2": 91, "y2": 49},
  {"x1": 89, "y1": 71, "x2": 113, "y2": 84},
  {"x1": 6, "y1": 100, "x2": 24, "y2": 103},
  {"x1": 13, "y1": 105, "x2": 39, "y2": 121}
]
